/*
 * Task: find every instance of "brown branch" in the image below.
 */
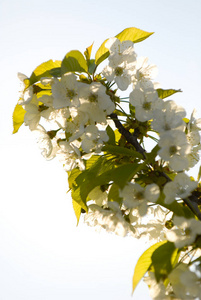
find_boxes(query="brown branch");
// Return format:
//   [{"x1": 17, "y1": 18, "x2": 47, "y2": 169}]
[
  {"x1": 110, "y1": 113, "x2": 201, "y2": 221},
  {"x1": 109, "y1": 113, "x2": 146, "y2": 159}
]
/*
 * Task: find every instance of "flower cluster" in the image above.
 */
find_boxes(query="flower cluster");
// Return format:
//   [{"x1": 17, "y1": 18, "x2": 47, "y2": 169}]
[{"x1": 15, "y1": 28, "x2": 201, "y2": 299}]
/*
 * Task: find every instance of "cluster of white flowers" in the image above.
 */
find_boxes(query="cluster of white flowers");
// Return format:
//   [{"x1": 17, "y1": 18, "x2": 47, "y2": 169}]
[
  {"x1": 17, "y1": 37, "x2": 201, "y2": 236},
  {"x1": 16, "y1": 32, "x2": 201, "y2": 299},
  {"x1": 18, "y1": 72, "x2": 115, "y2": 171}
]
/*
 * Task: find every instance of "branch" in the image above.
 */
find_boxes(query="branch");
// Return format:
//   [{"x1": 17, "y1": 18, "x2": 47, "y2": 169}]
[
  {"x1": 109, "y1": 113, "x2": 146, "y2": 159},
  {"x1": 110, "y1": 113, "x2": 201, "y2": 221}
]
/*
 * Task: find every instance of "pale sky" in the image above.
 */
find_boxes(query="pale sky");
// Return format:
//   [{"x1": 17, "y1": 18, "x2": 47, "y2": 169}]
[{"x1": 1, "y1": 0, "x2": 201, "y2": 299}]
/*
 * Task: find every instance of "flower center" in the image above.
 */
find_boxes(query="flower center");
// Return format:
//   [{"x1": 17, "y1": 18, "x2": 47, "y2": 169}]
[
  {"x1": 169, "y1": 145, "x2": 178, "y2": 156},
  {"x1": 135, "y1": 191, "x2": 144, "y2": 200},
  {"x1": 66, "y1": 88, "x2": 76, "y2": 99},
  {"x1": 115, "y1": 67, "x2": 124, "y2": 76},
  {"x1": 89, "y1": 93, "x2": 98, "y2": 102},
  {"x1": 184, "y1": 227, "x2": 192, "y2": 236},
  {"x1": 143, "y1": 102, "x2": 151, "y2": 111}
]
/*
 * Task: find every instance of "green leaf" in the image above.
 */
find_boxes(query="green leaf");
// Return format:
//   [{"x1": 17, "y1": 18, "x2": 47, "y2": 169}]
[
  {"x1": 132, "y1": 240, "x2": 167, "y2": 293},
  {"x1": 108, "y1": 183, "x2": 122, "y2": 204},
  {"x1": 106, "y1": 125, "x2": 116, "y2": 145},
  {"x1": 28, "y1": 60, "x2": 61, "y2": 86},
  {"x1": 102, "y1": 145, "x2": 143, "y2": 159},
  {"x1": 157, "y1": 88, "x2": 182, "y2": 99},
  {"x1": 151, "y1": 242, "x2": 176, "y2": 282},
  {"x1": 116, "y1": 27, "x2": 154, "y2": 43},
  {"x1": 95, "y1": 27, "x2": 154, "y2": 66},
  {"x1": 68, "y1": 168, "x2": 82, "y2": 189},
  {"x1": 72, "y1": 199, "x2": 82, "y2": 225},
  {"x1": 12, "y1": 104, "x2": 26, "y2": 134},
  {"x1": 73, "y1": 162, "x2": 142, "y2": 209},
  {"x1": 145, "y1": 144, "x2": 160, "y2": 163},
  {"x1": 61, "y1": 50, "x2": 88, "y2": 75},
  {"x1": 88, "y1": 59, "x2": 96, "y2": 74}
]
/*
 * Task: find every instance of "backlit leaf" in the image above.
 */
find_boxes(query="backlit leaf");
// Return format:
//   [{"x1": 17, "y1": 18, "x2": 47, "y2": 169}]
[
  {"x1": 29, "y1": 60, "x2": 61, "y2": 86},
  {"x1": 157, "y1": 88, "x2": 182, "y2": 99},
  {"x1": 12, "y1": 104, "x2": 26, "y2": 134},
  {"x1": 61, "y1": 50, "x2": 88, "y2": 75},
  {"x1": 151, "y1": 242, "x2": 176, "y2": 282},
  {"x1": 132, "y1": 241, "x2": 166, "y2": 293},
  {"x1": 72, "y1": 199, "x2": 82, "y2": 226},
  {"x1": 84, "y1": 43, "x2": 94, "y2": 61}
]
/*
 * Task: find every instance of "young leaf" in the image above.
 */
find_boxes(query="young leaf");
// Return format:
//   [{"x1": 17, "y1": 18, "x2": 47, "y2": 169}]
[
  {"x1": 29, "y1": 60, "x2": 61, "y2": 86},
  {"x1": 12, "y1": 104, "x2": 26, "y2": 134},
  {"x1": 132, "y1": 240, "x2": 167, "y2": 293},
  {"x1": 61, "y1": 50, "x2": 88, "y2": 75},
  {"x1": 95, "y1": 27, "x2": 154, "y2": 66},
  {"x1": 157, "y1": 88, "x2": 182, "y2": 99}
]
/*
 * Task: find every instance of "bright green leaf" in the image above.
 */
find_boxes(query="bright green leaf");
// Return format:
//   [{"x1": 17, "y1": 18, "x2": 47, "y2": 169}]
[
  {"x1": 12, "y1": 104, "x2": 26, "y2": 134},
  {"x1": 68, "y1": 168, "x2": 82, "y2": 189},
  {"x1": 61, "y1": 50, "x2": 88, "y2": 75},
  {"x1": 132, "y1": 240, "x2": 167, "y2": 293},
  {"x1": 116, "y1": 27, "x2": 154, "y2": 43},
  {"x1": 29, "y1": 60, "x2": 61, "y2": 86},
  {"x1": 95, "y1": 27, "x2": 154, "y2": 66},
  {"x1": 72, "y1": 199, "x2": 82, "y2": 225},
  {"x1": 157, "y1": 88, "x2": 182, "y2": 99}
]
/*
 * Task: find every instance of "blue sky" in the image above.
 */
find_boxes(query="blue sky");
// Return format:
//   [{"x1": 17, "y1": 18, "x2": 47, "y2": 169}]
[{"x1": 1, "y1": 0, "x2": 201, "y2": 299}]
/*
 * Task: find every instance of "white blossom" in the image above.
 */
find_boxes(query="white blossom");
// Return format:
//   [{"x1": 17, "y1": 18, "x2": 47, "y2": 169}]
[
  {"x1": 129, "y1": 87, "x2": 160, "y2": 122},
  {"x1": 78, "y1": 82, "x2": 115, "y2": 124},
  {"x1": 132, "y1": 56, "x2": 158, "y2": 89},
  {"x1": 105, "y1": 37, "x2": 137, "y2": 66},
  {"x1": 168, "y1": 263, "x2": 201, "y2": 299},
  {"x1": 152, "y1": 100, "x2": 186, "y2": 133},
  {"x1": 143, "y1": 272, "x2": 169, "y2": 300},
  {"x1": 81, "y1": 125, "x2": 109, "y2": 153},
  {"x1": 32, "y1": 124, "x2": 58, "y2": 160},
  {"x1": 84, "y1": 203, "x2": 136, "y2": 237},
  {"x1": 166, "y1": 216, "x2": 201, "y2": 248},
  {"x1": 17, "y1": 72, "x2": 33, "y2": 105},
  {"x1": 163, "y1": 172, "x2": 197, "y2": 204},
  {"x1": 158, "y1": 130, "x2": 191, "y2": 171},
  {"x1": 51, "y1": 73, "x2": 81, "y2": 109},
  {"x1": 56, "y1": 140, "x2": 85, "y2": 171},
  {"x1": 23, "y1": 94, "x2": 53, "y2": 130},
  {"x1": 120, "y1": 182, "x2": 160, "y2": 216}
]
